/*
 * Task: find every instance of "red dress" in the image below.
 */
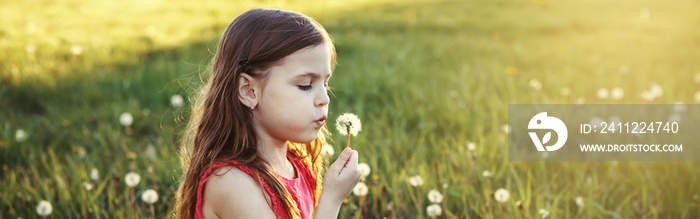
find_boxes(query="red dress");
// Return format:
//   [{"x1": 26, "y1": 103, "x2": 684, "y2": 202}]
[{"x1": 195, "y1": 150, "x2": 317, "y2": 219}]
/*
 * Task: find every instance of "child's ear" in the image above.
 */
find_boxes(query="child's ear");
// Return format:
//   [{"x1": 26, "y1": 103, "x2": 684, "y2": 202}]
[{"x1": 237, "y1": 73, "x2": 258, "y2": 107}]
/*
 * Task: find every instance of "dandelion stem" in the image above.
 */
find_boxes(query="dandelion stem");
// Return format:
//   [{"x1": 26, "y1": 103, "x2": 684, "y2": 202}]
[
  {"x1": 500, "y1": 203, "x2": 507, "y2": 219},
  {"x1": 150, "y1": 203, "x2": 156, "y2": 219},
  {"x1": 82, "y1": 186, "x2": 88, "y2": 218},
  {"x1": 346, "y1": 124, "x2": 351, "y2": 148},
  {"x1": 149, "y1": 165, "x2": 159, "y2": 191}
]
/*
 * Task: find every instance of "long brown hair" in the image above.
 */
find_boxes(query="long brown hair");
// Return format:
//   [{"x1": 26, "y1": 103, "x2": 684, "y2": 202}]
[{"x1": 176, "y1": 8, "x2": 336, "y2": 219}]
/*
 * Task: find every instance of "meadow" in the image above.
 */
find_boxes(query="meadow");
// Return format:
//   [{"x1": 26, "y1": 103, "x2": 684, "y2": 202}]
[{"x1": 2, "y1": 0, "x2": 700, "y2": 218}]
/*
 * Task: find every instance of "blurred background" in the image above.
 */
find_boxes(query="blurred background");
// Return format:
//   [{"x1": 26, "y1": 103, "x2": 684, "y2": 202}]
[{"x1": 2, "y1": 0, "x2": 700, "y2": 218}]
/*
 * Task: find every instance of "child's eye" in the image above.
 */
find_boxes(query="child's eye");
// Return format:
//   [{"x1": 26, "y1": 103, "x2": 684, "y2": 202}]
[{"x1": 298, "y1": 85, "x2": 312, "y2": 91}]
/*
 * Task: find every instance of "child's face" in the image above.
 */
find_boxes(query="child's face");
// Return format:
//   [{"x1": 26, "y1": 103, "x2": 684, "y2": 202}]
[{"x1": 253, "y1": 43, "x2": 332, "y2": 144}]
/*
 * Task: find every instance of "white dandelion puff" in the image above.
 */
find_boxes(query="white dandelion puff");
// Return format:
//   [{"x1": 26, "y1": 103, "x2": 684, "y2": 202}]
[
  {"x1": 352, "y1": 182, "x2": 368, "y2": 196},
  {"x1": 71, "y1": 45, "x2": 83, "y2": 56},
  {"x1": 575, "y1": 196, "x2": 584, "y2": 207},
  {"x1": 596, "y1": 88, "x2": 609, "y2": 99},
  {"x1": 539, "y1": 208, "x2": 550, "y2": 218},
  {"x1": 120, "y1": 112, "x2": 133, "y2": 127},
  {"x1": 529, "y1": 79, "x2": 542, "y2": 90},
  {"x1": 15, "y1": 129, "x2": 28, "y2": 142},
  {"x1": 335, "y1": 113, "x2": 362, "y2": 136},
  {"x1": 36, "y1": 200, "x2": 52, "y2": 217},
  {"x1": 141, "y1": 189, "x2": 159, "y2": 204},
  {"x1": 408, "y1": 175, "x2": 424, "y2": 187},
  {"x1": 125, "y1": 172, "x2": 141, "y2": 187},
  {"x1": 427, "y1": 189, "x2": 443, "y2": 203},
  {"x1": 90, "y1": 168, "x2": 99, "y2": 181},
  {"x1": 426, "y1": 204, "x2": 442, "y2": 217},
  {"x1": 467, "y1": 141, "x2": 476, "y2": 151},
  {"x1": 611, "y1": 87, "x2": 624, "y2": 100},
  {"x1": 482, "y1": 170, "x2": 492, "y2": 178},
  {"x1": 321, "y1": 144, "x2": 335, "y2": 156},
  {"x1": 171, "y1": 95, "x2": 184, "y2": 108},
  {"x1": 83, "y1": 181, "x2": 94, "y2": 191},
  {"x1": 358, "y1": 163, "x2": 371, "y2": 178},
  {"x1": 494, "y1": 188, "x2": 510, "y2": 203}
]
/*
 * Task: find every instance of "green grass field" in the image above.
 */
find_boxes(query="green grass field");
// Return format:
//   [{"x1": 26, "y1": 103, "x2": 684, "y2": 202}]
[{"x1": 2, "y1": 0, "x2": 700, "y2": 218}]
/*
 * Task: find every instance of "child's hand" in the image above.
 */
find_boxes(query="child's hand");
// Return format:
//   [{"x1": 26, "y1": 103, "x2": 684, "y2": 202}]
[{"x1": 321, "y1": 147, "x2": 361, "y2": 203}]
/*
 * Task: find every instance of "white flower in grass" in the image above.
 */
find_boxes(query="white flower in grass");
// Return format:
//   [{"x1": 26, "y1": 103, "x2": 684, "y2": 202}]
[
  {"x1": 15, "y1": 129, "x2": 28, "y2": 142},
  {"x1": 467, "y1": 141, "x2": 476, "y2": 151},
  {"x1": 125, "y1": 172, "x2": 140, "y2": 187},
  {"x1": 427, "y1": 189, "x2": 443, "y2": 203},
  {"x1": 611, "y1": 87, "x2": 624, "y2": 100},
  {"x1": 335, "y1": 113, "x2": 362, "y2": 136},
  {"x1": 426, "y1": 204, "x2": 442, "y2": 217},
  {"x1": 90, "y1": 168, "x2": 99, "y2": 180},
  {"x1": 71, "y1": 45, "x2": 83, "y2": 56},
  {"x1": 352, "y1": 182, "x2": 368, "y2": 196},
  {"x1": 171, "y1": 95, "x2": 184, "y2": 108},
  {"x1": 596, "y1": 88, "x2": 609, "y2": 99},
  {"x1": 575, "y1": 196, "x2": 584, "y2": 207},
  {"x1": 141, "y1": 189, "x2": 159, "y2": 204},
  {"x1": 408, "y1": 175, "x2": 423, "y2": 187},
  {"x1": 120, "y1": 112, "x2": 133, "y2": 127},
  {"x1": 494, "y1": 188, "x2": 510, "y2": 203},
  {"x1": 482, "y1": 170, "x2": 492, "y2": 178},
  {"x1": 321, "y1": 144, "x2": 334, "y2": 156},
  {"x1": 695, "y1": 91, "x2": 700, "y2": 102},
  {"x1": 83, "y1": 181, "x2": 94, "y2": 191},
  {"x1": 539, "y1": 208, "x2": 550, "y2": 218},
  {"x1": 560, "y1": 87, "x2": 571, "y2": 96},
  {"x1": 529, "y1": 79, "x2": 542, "y2": 90},
  {"x1": 36, "y1": 200, "x2": 52, "y2": 216},
  {"x1": 358, "y1": 163, "x2": 371, "y2": 178}
]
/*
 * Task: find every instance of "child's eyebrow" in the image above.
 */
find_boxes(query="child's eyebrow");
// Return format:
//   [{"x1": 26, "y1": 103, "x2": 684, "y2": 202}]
[{"x1": 293, "y1": 72, "x2": 332, "y2": 80}]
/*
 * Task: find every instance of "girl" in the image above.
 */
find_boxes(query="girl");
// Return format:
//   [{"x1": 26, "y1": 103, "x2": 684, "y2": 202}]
[{"x1": 175, "y1": 8, "x2": 362, "y2": 219}]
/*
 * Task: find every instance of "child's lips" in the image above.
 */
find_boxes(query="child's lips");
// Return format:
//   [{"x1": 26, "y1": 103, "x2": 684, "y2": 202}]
[{"x1": 315, "y1": 116, "x2": 327, "y2": 128}]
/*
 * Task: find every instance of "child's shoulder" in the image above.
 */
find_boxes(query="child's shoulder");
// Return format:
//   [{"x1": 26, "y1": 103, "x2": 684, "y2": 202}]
[{"x1": 202, "y1": 166, "x2": 277, "y2": 218}]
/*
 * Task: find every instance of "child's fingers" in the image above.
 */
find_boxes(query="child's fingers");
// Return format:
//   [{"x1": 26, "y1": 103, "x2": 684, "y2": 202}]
[
  {"x1": 327, "y1": 147, "x2": 352, "y2": 175},
  {"x1": 339, "y1": 150, "x2": 359, "y2": 177}
]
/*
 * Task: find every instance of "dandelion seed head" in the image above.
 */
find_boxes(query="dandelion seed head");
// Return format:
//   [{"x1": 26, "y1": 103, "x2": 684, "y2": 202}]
[
  {"x1": 408, "y1": 175, "x2": 423, "y2": 187},
  {"x1": 426, "y1": 204, "x2": 443, "y2": 217},
  {"x1": 71, "y1": 45, "x2": 83, "y2": 56},
  {"x1": 467, "y1": 141, "x2": 476, "y2": 151},
  {"x1": 335, "y1": 113, "x2": 362, "y2": 136},
  {"x1": 427, "y1": 189, "x2": 443, "y2": 203},
  {"x1": 171, "y1": 95, "x2": 184, "y2": 108},
  {"x1": 36, "y1": 200, "x2": 52, "y2": 216},
  {"x1": 90, "y1": 168, "x2": 99, "y2": 181},
  {"x1": 575, "y1": 196, "x2": 584, "y2": 207},
  {"x1": 125, "y1": 172, "x2": 140, "y2": 187},
  {"x1": 539, "y1": 208, "x2": 550, "y2": 218},
  {"x1": 494, "y1": 188, "x2": 510, "y2": 203},
  {"x1": 83, "y1": 181, "x2": 94, "y2": 191},
  {"x1": 352, "y1": 182, "x2": 368, "y2": 196},
  {"x1": 358, "y1": 163, "x2": 371, "y2": 178},
  {"x1": 141, "y1": 189, "x2": 159, "y2": 204},
  {"x1": 482, "y1": 170, "x2": 492, "y2": 178},
  {"x1": 120, "y1": 112, "x2": 133, "y2": 127},
  {"x1": 15, "y1": 129, "x2": 28, "y2": 142}
]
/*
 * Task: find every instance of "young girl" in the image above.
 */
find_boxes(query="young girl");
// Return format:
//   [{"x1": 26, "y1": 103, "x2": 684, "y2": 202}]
[{"x1": 175, "y1": 8, "x2": 362, "y2": 219}]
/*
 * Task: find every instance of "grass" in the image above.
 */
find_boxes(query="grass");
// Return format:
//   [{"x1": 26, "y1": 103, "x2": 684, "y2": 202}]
[{"x1": 2, "y1": 0, "x2": 700, "y2": 218}]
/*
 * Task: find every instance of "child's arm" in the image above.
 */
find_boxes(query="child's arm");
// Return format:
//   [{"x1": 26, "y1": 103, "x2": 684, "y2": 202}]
[
  {"x1": 314, "y1": 148, "x2": 362, "y2": 218},
  {"x1": 203, "y1": 166, "x2": 277, "y2": 219}
]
